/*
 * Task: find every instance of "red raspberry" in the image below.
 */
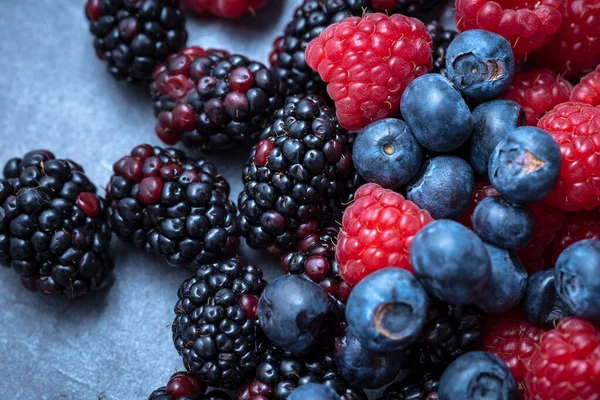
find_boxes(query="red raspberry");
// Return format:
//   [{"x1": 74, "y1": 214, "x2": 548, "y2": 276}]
[
  {"x1": 183, "y1": 0, "x2": 269, "y2": 18},
  {"x1": 571, "y1": 65, "x2": 600, "y2": 107},
  {"x1": 460, "y1": 178, "x2": 499, "y2": 229},
  {"x1": 484, "y1": 320, "x2": 545, "y2": 382},
  {"x1": 501, "y1": 69, "x2": 572, "y2": 126},
  {"x1": 550, "y1": 211, "x2": 600, "y2": 265},
  {"x1": 532, "y1": 0, "x2": 600, "y2": 77},
  {"x1": 537, "y1": 102, "x2": 600, "y2": 211},
  {"x1": 456, "y1": 0, "x2": 566, "y2": 62},
  {"x1": 305, "y1": 13, "x2": 432, "y2": 131},
  {"x1": 517, "y1": 201, "x2": 566, "y2": 273},
  {"x1": 336, "y1": 183, "x2": 433, "y2": 286},
  {"x1": 524, "y1": 317, "x2": 600, "y2": 400}
]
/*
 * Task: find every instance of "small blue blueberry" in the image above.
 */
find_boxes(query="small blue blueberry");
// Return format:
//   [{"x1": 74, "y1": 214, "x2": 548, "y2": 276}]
[
  {"x1": 469, "y1": 99, "x2": 524, "y2": 176},
  {"x1": 346, "y1": 267, "x2": 429, "y2": 352},
  {"x1": 411, "y1": 220, "x2": 491, "y2": 305},
  {"x1": 473, "y1": 243, "x2": 528, "y2": 313},
  {"x1": 353, "y1": 118, "x2": 423, "y2": 189},
  {"x1": 523, "y1": 269, "x2": 569, "y2": 327},
  {"x1": 288, "y1": 383, "x2": 339, "y2": 400},
  {"x1": 400, "y1": 73, "x2": 474, "y2": 152},
  {"x1": 488, "y1": 126, "x2": 562, "y2": 205},
  {"x1": 334, "y1": 331, "x2": 404, "y2": 389},
  {"x1": 554, "y1": 239, "x2": 600, "y2": 323},
  {"x1": 446, "y1": 30, "x2": 515, "y2": 100},
  {"x1": 472, "y1": 197, "x2": 535, "y2": 250},
  {"x1": 407, "y1": 155, "x2": 475, "y2": 220},
  {"x1": 438, "y1": 351, "x2": 518, "y2": 400}
]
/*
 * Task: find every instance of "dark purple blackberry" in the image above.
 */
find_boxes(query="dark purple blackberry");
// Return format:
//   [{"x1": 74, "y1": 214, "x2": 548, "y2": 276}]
[
  {"x1": 237, "y1": 344, "x2": 367, "y2": 400},
  {"x1": 426, "y1": 21, "x2": 457, "y2": 76},
  {"x1": 237, "y1": 95, "x2": 355, "y2": 256},
  {"x1": 85, "y1": 0, "x2": 187, "y2": 82},
  {"x1": 404, "y1": 299, "x2": 486, "y2": 371},
  {"x1": 281, "y1": 225, "x2": 353, "y2": 305},
  {"x1": 148, "y1": 371, "x2": 231, "y2": 400},
  {"x1": 373, "y1": 0, "x2": 443, "y2": 15},
  {"x1": 172, "y1": 257, "x2": 266, "y2": 389},
  {"x1": 377, "y1": 371, "x2": 440, "y2": 400},
  {"x1": 106, "y1": 144, "x2": 239, "y2": 268},
  {"x1": 0, "y1": 150, "x2": 113, "y2": 298},
  {"x1": 271, "y1": 0, "x2": 372, "y2": 96},
  {"x1": 151, "y1": 47, "x2": 282, "y2": 151}
]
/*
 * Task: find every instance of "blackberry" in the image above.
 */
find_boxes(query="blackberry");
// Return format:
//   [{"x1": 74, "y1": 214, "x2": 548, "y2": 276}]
[
  {"x1": 106, "y1": 144, "x2": 239, "y2": 268},
  {"x1": 281, "y1": 225, "x2": 352, "y2": 305},
  {"x1": 377, "y1": 371, "x2": 440, "y2": 400},
  {"x1": 172, "y1": 257, "x2": 266, "y2": 389},
  {"x1": 0, "y1": 150, "x2": 113, "y2": 298},
  {"x1": 85, "y1": 0, "x2": 188, "y2": 83},
  {"x1": 426, "y1": 21, "x2": 457, "y2": 76},
  {"x1": 148, "y1": 371, "x2": 231, "y2": 400},
  {"x1": 237, "y1": 95, "x2": 355, "y2": 255},
  {"x1": 238, "y1": 344, "x2": 367, "y2": 400},
  {"x1": 151, "y1": 47, "x2": 282, "y2": 151},
  {"x1": 271, "y1": 0, "x2": 372, "y2": 96},
  {"x1": 404, "y1": 299, "x2": 486, "y2": 371},
  {"x1": 372, "y1": 0, "x2": 442, "y2": 15}
]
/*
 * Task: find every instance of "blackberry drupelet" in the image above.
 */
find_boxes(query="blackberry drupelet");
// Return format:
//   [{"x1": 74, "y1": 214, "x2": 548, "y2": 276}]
[
  {"x1": 85, "y1": 0, "x2": 187, "y2": 82},
  {"x1": 237, "y1": 95, "x2": 355, "y2": 255},
  {"x1": 151, "y1": 47, "x2": 281, "y2": 151},
  {"x1": 281, "y1": 225, "x2": 353, "y2": 305},
  {"x1": 0, "y1": 150, "x2": 113, "y2": 298},
  {"x1": 148, "y1": 371, "x2": 231, "y2": 400},
  {"x1": 271, "y1": 0, "x2": 372, "y2": 96},
  {"x1": 106, "y1": 144, "x2": 239, "y2": 268},
  {"x1": 377, "y1": 371, "x2": 440, "y2": 400},
  {"x1": 404, "y1": 299, "x2": 486, "y2": 371},
  {"x1": 426, "y1": 21, "x2": 457, "y2": 75},
  {"x1": 238, "y1": 344, "x2": 367, "y2": 400},
  {"x1": 172, "y1": 257, "x2": 266, "y2": 389}
]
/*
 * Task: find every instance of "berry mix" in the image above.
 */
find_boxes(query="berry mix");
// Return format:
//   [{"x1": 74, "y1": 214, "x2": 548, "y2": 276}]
[{"x1": 4, "y1": 0, "x2": 600, "y2": 399}]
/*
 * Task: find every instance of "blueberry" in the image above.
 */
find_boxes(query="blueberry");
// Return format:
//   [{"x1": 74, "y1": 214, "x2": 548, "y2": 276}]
[
  {"x1": 446, "y1": 30, "x2": 515, "y2": 100},
  {"x1": 488, "y1": 126, "x2": 561, "y2": 205},
  {"x1": 334, "y1": 331, "x2": 404, "y2": 389},
  {"x1": 472, "y1": 197, "x2": 535, "y2": 250},
  {"x1": 288, "y1": 383, "x2": 339, "y2": 400},
  {"x1": 554, "y1": 239, "x2": 600, "y2": 322},
  {"x1": 411, "y1": 220, "x2": 491, "y2": 305},
  {"x1": 469, "y1": 100, "x2": 524, "y2": 176},
  {"x1": 438, "y1": 351, "x2": 518, "y2": 400},
  {"x1": 407, "y1": 156, "x2": 475, "y2": 220},
  {"x1": 346, "y1": 268, "x2": 428, "y2": 352},
  {"x1": 257, "y1": 275, "x2": 340, "y2": 354},
  {"x1": 400, "y1": 74, "x2": 474, "y2": 152},
  {"x1": 353, "y1": 119, "x2": 423, "y2": 189},
  {"x1": 523, "y1": 269, "x2": 569, "y2": 327},
  {"x1": 473, "y1": 243, "x2": 527, "y2": 313}
]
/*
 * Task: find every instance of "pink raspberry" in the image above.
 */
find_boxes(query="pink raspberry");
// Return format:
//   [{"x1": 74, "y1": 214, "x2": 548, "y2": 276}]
[
  {"x1": 571, "y1": 65, "x2": 600, "y2": 107},
  {"x1": 305, "y1": 13, "x2": 432, "y2": 131},
  {"x1": 456, "y1": 0, "x2": 566, "y2": 62},
  {"x1": 183, "y1": 0, "x2": 269, "y2": 18},
  {"x1": 501, "y1": 69, "x2": 572, "y2": 126},
  {"x1": 532, "y1": 0, "x2": 600, "y2": 77},
  {"x1": 538, "y1": 102, "x2": 600, "y2": 211}
]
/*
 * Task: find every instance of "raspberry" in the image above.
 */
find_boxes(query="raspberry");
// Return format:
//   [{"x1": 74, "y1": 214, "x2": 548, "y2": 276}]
[
  {"x1": 571, "y1": 65, "x2": 600, "y2": 107},
  {"x1": 550, "y1": 211, "x2": 600, "y2": 265},
  {"x1": 455, "y1": 0, "x2": 566, "y2": 62},
  {"x1": 537, "y1": 102, "x2": 600, "y2": 211},
  {"x1": 483, "y1": 320, "x2": 545, "y2": 382},
  {"x1": 501, "y1": 69, "x2": 572, "y2": 126},
  {"x1": 335, "y1": 183, "x2": 433, "y2": 286},
  {"x1": 524, "y1": 317, "x2": 600, "y2": 399},
  {"x1": 305, "y1": 13, "x2": 432, "y2": 131},
  {"x1": 517, "y1": 201, "x2": 566, "y2": 273},
  {"x1": 459, "y1": 178, "x2": 499, "y2": 229},
  {"x1": 183, "y1": 0, "x2": 268, "y2": 18},
  {"x1": 532, "y1": 0, "x2": 600, "y2": 77}
]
